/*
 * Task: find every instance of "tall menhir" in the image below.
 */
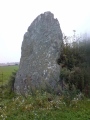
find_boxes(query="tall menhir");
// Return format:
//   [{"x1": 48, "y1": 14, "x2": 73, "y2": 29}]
[{"x1": 14, "y1": 11, "x2": 63, "y2": 94}]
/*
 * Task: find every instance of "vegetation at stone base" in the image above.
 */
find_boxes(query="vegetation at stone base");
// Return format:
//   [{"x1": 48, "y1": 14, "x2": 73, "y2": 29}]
[
  {"x1": 0, "y1": 86, "x2": 90, "y2": 120},
  {"x1": 59, "y1": 37, "x2": 90, "y2": 98},
  {"x1": 0, "y1": 64, "x2": 90, "y2": 119},
  {"x1": 0, "y1": 65, "x2": 18, "y2": 85}
]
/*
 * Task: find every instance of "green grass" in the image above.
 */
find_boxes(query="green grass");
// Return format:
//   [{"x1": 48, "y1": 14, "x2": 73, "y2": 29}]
[
  {"x1": 0, "y1": 65, "x2": 18, "y2": 85},
  {"x1": 0, "y1": 90, "x2": 90, "y2": 120},
  {"x1": 0, "y1": 65, "x2": 90, "y2": 120}
]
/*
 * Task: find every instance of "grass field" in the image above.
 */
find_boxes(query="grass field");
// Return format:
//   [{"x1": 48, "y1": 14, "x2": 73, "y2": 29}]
[
  {"x1": 0, "y1": 65, "x2": 90, "y2": 120},
  {"x1": 0, "y1": 65, "x2": 18, "y2": 85},
  {"x1": 0, "y1": 91, "x2": 90, "y2": 120}
]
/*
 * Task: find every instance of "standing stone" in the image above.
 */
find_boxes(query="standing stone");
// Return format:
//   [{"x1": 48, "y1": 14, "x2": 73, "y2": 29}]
[{"x1": 14, "y1": 11, "x2": 63, "y2": 94}]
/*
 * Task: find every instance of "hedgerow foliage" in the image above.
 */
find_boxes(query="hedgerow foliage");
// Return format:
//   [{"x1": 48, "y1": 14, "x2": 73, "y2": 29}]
[{"x1": 60, "y1": 36, "x2": 90, "y2": 97}]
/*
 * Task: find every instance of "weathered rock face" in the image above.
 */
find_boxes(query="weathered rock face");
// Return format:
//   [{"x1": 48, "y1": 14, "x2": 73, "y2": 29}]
[{"x1": 14, "y1": 11, "x2": 63, "y2": 94}]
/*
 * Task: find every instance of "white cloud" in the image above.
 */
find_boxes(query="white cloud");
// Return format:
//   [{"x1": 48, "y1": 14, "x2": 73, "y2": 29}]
[{"x1": 0, "y1": 0, "x2": 90, "y2": 62}]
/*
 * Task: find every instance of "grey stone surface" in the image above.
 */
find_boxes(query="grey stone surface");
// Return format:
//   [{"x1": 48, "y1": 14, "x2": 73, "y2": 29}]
[{"x1": 14, "y1": 11, "x2": 63, "y2": 94}]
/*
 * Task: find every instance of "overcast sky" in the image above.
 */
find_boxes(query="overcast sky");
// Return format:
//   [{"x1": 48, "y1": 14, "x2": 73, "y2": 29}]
[{"x1": 0, "y1": 0, "x2": 90, "y2": 63}]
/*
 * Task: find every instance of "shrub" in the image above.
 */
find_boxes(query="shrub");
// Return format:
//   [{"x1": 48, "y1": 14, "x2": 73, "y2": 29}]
[{"x1": 60, "y1": 36, "x2": 90, "y2": 97}]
